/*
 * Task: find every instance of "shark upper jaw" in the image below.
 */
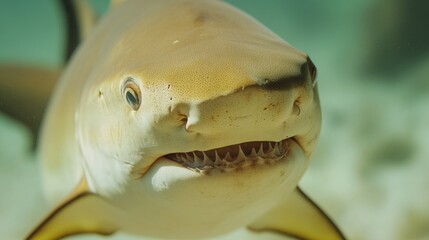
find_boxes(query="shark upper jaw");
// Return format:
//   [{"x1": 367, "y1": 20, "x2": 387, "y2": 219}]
[{"x1": 163, "y1": 138, "x2": 292, "y2": 174}]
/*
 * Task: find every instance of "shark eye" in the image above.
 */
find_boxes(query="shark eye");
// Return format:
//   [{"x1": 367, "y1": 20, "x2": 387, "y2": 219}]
[{"x1": 123, "y1": 78, "x2": 141, "y2": 111}]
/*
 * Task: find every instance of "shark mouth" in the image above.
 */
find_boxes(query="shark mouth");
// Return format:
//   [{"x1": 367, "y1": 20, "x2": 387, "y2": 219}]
[{"x1": 165, "y1": 139, "x2": 290, "y2": 172}]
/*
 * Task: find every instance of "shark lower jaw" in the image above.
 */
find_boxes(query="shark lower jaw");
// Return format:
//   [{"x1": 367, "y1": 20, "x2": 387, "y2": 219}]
[
  {"x1": 122, "y1": 138, "x2": 306, "y2": 238},
  {"x1": 163, "y1": 138, "x2": 292, "y2": 173}
]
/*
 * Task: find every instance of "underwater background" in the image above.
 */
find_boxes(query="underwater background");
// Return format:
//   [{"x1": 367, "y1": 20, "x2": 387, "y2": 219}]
[{"x1": 1, "y1": 0, "x2": 428, "y2": 239}]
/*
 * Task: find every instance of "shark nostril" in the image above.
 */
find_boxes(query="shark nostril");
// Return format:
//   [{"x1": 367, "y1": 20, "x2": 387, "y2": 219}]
[
  {"x1": 293, "y1": 98, "x2": 301, "y2": 116},
  {"x1": 169, "y1": 104, "x2": 190, "y2": 127},
  {"x1": 307, "y1": 57, "x2": 317, "y2": 85},
  {"x1": 178, "y1": 114, "x2": 188, "y2": 124}
]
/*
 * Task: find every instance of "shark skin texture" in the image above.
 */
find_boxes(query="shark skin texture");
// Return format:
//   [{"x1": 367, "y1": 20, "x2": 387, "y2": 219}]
[{"x1": 0, "y1": 0, "x2": 346, "y2": 239}]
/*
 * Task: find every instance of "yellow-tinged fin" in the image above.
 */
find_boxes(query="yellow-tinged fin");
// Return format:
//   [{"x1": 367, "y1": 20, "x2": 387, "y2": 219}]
[
  {"x1": 60, "y1": 0, "x2": 97, "y2": 61},
  {"x1": 0, "y1": 65, "x2": 58, "y2": 142},
  {"x1": 248, "y1": 187, "x2": 346, "y2": 240},
  {"x1": 71, "y1": 0, "x2": 96, "y2": 40},
  {"x1": 25, "y1": 178, "x2": 119, "y2": 239}
]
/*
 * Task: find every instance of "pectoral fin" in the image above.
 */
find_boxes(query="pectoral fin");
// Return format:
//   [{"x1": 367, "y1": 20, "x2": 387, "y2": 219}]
[
  {"x1": 249, "y1": 187, "x2": 346, "y2": 240},
  {"x1": 0, "y1": 65, "x2": 58, "y2": 147},
  {"x1": 26, "y1": 181, "x2": 119, "y2": 240}
]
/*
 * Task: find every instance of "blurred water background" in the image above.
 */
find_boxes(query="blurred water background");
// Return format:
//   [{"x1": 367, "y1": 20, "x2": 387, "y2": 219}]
[{"x1": 0, "y1": 0, "x2": 428, "y2": 239}]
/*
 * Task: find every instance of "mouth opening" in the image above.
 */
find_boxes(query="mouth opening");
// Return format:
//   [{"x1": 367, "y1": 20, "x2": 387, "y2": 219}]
[{"x1": 164, "y1": 138, "x2": 290, "y2": 172}]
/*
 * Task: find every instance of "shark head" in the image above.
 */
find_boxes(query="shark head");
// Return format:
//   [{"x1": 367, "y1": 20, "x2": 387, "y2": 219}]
[{"x1": 67, "y1": 0, "x2": 321, "y2": 238}]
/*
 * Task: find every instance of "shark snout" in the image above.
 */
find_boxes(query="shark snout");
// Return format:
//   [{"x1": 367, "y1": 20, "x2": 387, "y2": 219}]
[{"x1": 177, "y1": 56, "x2": 318, "y2": 146}]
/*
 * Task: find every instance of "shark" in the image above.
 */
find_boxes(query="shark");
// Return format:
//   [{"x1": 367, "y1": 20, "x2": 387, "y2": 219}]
[{"x1": 1, "y1": 0, "x2": 346, "y2": 239}]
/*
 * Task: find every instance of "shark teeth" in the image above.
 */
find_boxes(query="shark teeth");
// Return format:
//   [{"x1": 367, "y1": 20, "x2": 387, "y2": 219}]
[{"x1": 166, "y1": 139, "x2": 289, "y2": 173}]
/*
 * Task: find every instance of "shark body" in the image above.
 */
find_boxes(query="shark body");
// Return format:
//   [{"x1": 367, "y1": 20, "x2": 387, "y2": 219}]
[{"x1": 0, "y1": 0, "x2": 345, "y2": 239}]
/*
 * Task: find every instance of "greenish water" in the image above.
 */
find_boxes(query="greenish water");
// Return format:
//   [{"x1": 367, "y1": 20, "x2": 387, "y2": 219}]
[{"x1": 1, "y1": 1, "x2": 428, "y2": 239}]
